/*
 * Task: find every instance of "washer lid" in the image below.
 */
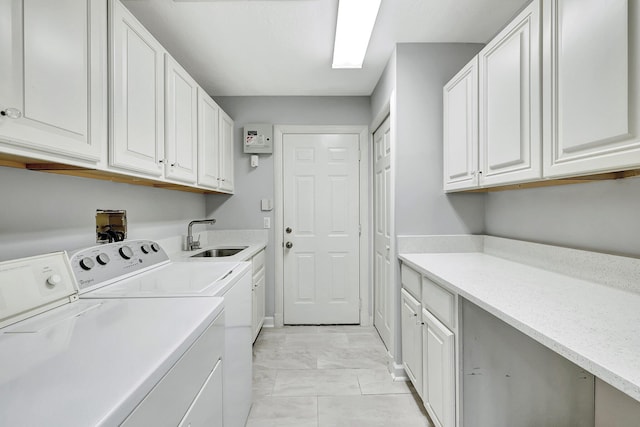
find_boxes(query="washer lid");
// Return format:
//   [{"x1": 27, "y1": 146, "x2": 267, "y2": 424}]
[
  {"x1": 0, "y1": 296, "x2": 224, "y2": 426},
  {"x1": 84, "y1": 261, "x2": 242, "y2": 298}
]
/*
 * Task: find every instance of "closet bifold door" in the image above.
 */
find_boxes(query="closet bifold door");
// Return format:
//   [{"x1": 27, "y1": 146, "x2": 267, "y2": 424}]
[{"x1": 542, "y1": 0, "x2": 640, "y2": 178}]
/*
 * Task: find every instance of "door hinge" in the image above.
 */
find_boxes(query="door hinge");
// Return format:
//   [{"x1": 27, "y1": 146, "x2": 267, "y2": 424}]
[{"x1": 359, "y1": 224, "x2": 362, "y2": 236}]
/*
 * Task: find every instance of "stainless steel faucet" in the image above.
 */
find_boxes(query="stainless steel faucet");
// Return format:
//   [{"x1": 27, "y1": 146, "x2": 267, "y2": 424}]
[{"x1": 186, "y1": 219, "x2": 216, "y2": 251}]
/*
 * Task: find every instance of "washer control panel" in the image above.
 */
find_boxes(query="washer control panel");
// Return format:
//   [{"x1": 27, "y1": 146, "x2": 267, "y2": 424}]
[
  {"x1": 70, "y1": 240, "x2": 169, "y2": 293},
  {"x1": 0, "y1": 252, "x2": 77, "y2": 329}
]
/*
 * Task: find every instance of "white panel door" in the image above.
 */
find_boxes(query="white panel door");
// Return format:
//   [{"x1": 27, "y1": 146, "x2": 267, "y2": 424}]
[
  {"x1": 373, "y1": 117, "x2": 392, "y2": 349},
  {"x1": 165, "y1": 55, "x2": 197, "y2": 184},
  {"x1": 218, "y1": 109, "x2": 234, "y2": 193},
  {"x1": 423, "y1": 308, "x2": 455, "y2": 427},
  {"x1": 283, "y1": 133, "x2": 360, "y2": 324},
  {"x1": 401, "y1": 289, "x2": 423, "y2": 396},
  {"x1": 0, "y1": 0, "x2": 103, "y2": 162},
  {"x1": 110, "y1": 0, "x2": 165, "y2": 177},
  {"x1": 197, "y1": 89, "x2": 221, "y2": 189},
  {"x1": 443, "y1": 57, "x2": 479, "y2": 191},
  {"x1": 543, "y1": 0, "x2": 640, "y2": 177},
  {"x1": 479, "y1": 0, "x2": 541, "y2": 186}
]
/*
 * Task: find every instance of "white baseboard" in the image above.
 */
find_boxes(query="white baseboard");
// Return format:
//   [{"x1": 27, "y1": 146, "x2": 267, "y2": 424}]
[
  {"x1": 391, "y1": 362, "x2": 408, "y2": 381},
  {"x1": 263, "y1": 316, "x2": 275, "y2": 328}
]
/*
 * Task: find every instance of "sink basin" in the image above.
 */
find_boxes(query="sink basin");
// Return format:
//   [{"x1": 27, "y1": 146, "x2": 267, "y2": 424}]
[{"x1": 190, "y1": 247, "x2": 248, "y2": 258}]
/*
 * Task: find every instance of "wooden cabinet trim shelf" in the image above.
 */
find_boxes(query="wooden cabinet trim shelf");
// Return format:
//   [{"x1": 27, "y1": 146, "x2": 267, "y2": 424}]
[{"x1": 0, "y1": 153, "x2": 228, "y2": 195}]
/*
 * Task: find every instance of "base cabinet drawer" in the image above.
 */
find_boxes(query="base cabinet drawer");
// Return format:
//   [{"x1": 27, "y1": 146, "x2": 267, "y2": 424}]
[
  {"x1": 422, "y1": 276, "x2": 455, "y2": 330},
  {"x1": 401, "y1": 264, "x2": 421, "y2": 299},
  {"x1": 422, "y1": 308, "x2": 455, "y2": 427}
]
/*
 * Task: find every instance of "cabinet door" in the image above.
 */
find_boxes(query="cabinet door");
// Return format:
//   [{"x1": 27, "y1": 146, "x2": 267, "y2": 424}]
[
  {"x1": 109, "y1": 0, "x2": 165, "y2": 177},
  {"x1": 443, "y1": 57, "x2": 479, "y2": 192},
  {"x1": 479, "y1": 0, "x2": 541, "y2": 186},
  {"x1": 165, "y1": 55, "x2": 197, "y2": 183},
  {"x1": 178, "y1": 359, "x2": 223, "y2": 427},
  {"x1": 0, "y1": 0, "x2": 104, "y2": 162},
  {"x1": 543, "y1": 0, "x2": 640, "y2": 177},
  {"x1": 218, "y1": 109, "x2": 234, "y2": 193},
  {"x1": 197, "y1": 89, "x2": 221, "y2": 189},
  {"x1": 401, "y1": 288, "x2": 422, "y2": 396},
  {"x1": 254, "y1": 272, "x2": 266, "y2": 340},
  {"x1": 422, "y1": 308, "x2": 455, "y2": 427}
]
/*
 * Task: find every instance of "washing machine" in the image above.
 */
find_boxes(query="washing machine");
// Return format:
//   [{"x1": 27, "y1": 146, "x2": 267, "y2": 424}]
[
  {"x1": 0, "y1": 251, "x2": 225, "y2": 426},
  {"x1": 70, "y1": 239, "x2": 253, "y2": 427}
]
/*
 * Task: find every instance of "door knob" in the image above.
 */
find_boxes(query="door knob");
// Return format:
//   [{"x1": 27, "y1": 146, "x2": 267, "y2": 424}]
[
  {"x1": 286, "y1": 227, "x2": 292, "y2": 234},
  {"x1": 285, "y1": 241, "x2": 293, "y2": 249}
]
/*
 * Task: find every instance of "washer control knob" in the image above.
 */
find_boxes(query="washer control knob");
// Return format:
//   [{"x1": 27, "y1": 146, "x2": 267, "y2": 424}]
[
  {"x1": 119, "y1": 246, "x2": 134, "y2": 260},
  {"x1": 79, "y1": 257, "x2": 95, "y2": 271},
  {"x1": 151, "y1": 243, "x2": 160, "y2": 253},
  {"x1": 96, "y1": 253, "x2": 110, "y2": 265},
  {"x1": 47, "y1": 274, "x2": 62, "y2": 287},
  {"x1": 140, "y1": 244, "x2": 151, "y2": 254}
]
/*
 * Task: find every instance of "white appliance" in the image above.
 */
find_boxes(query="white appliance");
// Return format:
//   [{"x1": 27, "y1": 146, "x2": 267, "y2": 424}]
[
  {"x1": 0, "y1": 251, "x2": 224, "y2": 426},
  {"x1": 70, "y1": 239, "x2": 253, "y2": 427}
]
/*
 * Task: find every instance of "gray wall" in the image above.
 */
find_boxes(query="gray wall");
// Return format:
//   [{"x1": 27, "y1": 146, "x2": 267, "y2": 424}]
[
  {"x1": 207, "y1": 96, "x2": 372, "y2": 318},
  {"x1": 485, "y1": 177, "x2": 640, "y2": 258},
  {"x1": 0, "y1": 167, "x2": 206, "y2": 261},
  {"x1": 394, "y1": 43, "x2": 485, "y2": 236}
]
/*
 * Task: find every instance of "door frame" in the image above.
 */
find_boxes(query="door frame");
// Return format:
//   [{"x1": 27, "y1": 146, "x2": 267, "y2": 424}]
[
  {"x1": 371, "y1": 91, "x2": 400, "y2": 376},
  {"x1": 274, "y1": 125, "x2": 370, "y2": 327}
]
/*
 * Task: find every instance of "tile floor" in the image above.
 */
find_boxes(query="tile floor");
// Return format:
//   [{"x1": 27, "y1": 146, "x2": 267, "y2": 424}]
[{"x1": 248, "y1": 325, "x2": 432, "y2": 427}]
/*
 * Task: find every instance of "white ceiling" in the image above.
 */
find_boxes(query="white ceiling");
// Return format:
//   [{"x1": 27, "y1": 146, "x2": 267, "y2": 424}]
[{"x1": 121, "y1": 0, "x2": 529, "y2": 96}]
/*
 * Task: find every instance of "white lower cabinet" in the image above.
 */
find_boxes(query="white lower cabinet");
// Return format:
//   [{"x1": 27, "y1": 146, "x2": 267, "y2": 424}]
[
  {"x1": 252, "y1": 249, "x2": 266, "y2": 342},
  {"x1": 401, "y1": 288, "x2": 423, "y2": 396},
  {"x1": 401, "y1": 263, "x2": 457, "y2": 427},
  {"x1": 422, "y1": 308, "x2": 455, "y2": 427}
]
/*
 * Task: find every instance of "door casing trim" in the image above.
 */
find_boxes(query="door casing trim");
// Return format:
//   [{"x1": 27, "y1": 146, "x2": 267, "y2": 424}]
[{"x1": 274, "y1": 125, "x2": 370, "y2": 327}]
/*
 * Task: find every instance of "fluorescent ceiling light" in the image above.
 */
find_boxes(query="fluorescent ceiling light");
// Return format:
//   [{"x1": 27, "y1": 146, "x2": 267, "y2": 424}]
[{"x1": 332, "y1": 0, "x2": 382, "y2": 69}]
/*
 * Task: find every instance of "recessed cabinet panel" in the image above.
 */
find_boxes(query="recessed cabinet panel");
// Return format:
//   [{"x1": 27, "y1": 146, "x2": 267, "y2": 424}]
[
  {"x1": 110, "y1": 1, "x2": 165, "y2": 176},
  {"x1": 479, "y1": 0, "x2": 541, "y2": 186},
  {"x1": 165, "y1": 55, "x2": 197, "y2": 183},
  {"x1": 423, "y1": 308, "x2": 455, "y2": 427},
  {"x1": 197, "y1": 89, "x2": 221, "y2": 189},
  {"x1": 218, "y1": 109, "x2": 235, "y2": 192},
  {"x1": 0, "y1": 0, "x2": 103, "y2": 162},
  {"x1": 543, "y1": 0, "x2": 640, "y2": 177},
  {"x1": 443, "y1": 57, "x2": 479, "y2": 191},
  {"x1": 401, "y1": 288, "x2": 423, "y2": 396}
]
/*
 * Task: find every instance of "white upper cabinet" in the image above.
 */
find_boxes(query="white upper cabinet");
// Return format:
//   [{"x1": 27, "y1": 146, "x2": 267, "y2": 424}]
[
  {"x1": 443, "y1": 57, "x2": 479, "y2": 192},
  {"x1": 543, "y1": 0, "x2": 640, "y2": 177},
  {"x1": 218, "y1": 109, "x2": 235, "y2": 193},
  {"x1": 165, "y1": 55, "x2": 198, "y2": 184},
  {"x1": 197, "y1": 89, "x2": 221, "y2": 189},
  {"x1": 0, "y1": 0, "x2": 105, "y2": 163},
  {"x1": 479, "y1": 0, "x2": 541, "y2": 187},
  {"x1": 109, "y1": 0, "x2": 165, "y2": 177}
]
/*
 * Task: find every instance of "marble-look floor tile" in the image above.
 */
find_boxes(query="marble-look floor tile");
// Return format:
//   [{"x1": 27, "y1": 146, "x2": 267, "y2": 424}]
[
  {"x1": 253, "y1": 348, "x2": 317, "y2": 370},
  {"x1": 253, "y1": 368, "x2": 277, "y2": 397},
  {"x1": 318, "y1": 394, "x2": 432, "y2": 427},
  {"x1": 346, "y1": 332, "x2": 387, "y2": 348},
  {"x1": 356, "y1": 368, "x2": 413, "y2": 395},
  {"x1": 317, "y1": 347, "x2": 387, "y2": 369},
  {"x1": 272, "y1": 369, "x2": 361, "y2": 397},
  {"x1": 247, "y1": 396, "x2": 318, "y2": 427},
  {"x1": 284, "y1": 332, "x2": 349, "y2": 349},
  {"x1": 319, "y1": 325, "x2": 375, "y2": 334}
]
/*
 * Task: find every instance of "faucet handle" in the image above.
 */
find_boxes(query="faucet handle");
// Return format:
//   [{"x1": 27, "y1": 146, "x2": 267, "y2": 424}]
[{"x1": 192, "y1": 234, "x2": 201, "y2": 249}]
